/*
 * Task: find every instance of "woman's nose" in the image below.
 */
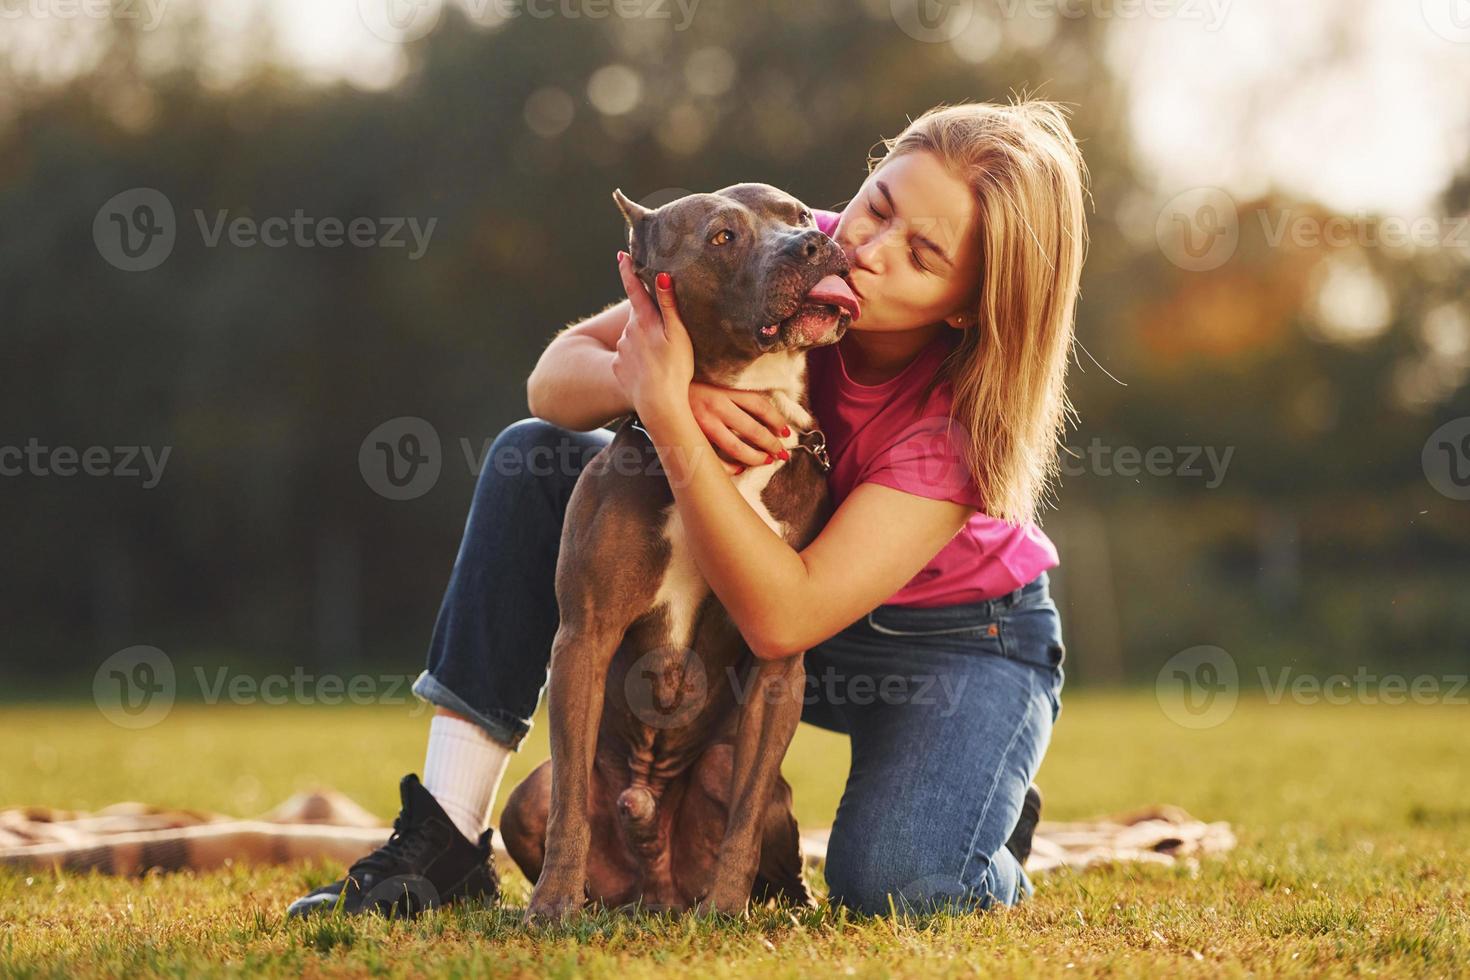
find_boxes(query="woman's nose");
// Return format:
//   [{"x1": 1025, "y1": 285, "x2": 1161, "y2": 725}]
[{"x1": 851, "y1": 233, "x2": 884, "y2": 274}]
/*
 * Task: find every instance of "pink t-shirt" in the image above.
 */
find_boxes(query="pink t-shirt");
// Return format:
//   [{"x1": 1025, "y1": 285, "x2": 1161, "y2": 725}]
[{"x1": 807, "y1": 208, "x2": 1058, "y2": 607}]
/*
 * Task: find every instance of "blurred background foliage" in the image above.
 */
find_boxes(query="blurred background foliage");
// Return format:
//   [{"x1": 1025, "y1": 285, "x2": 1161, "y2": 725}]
[{"x1": 1, "y1": 0, "x2": 1467, "y2": 692}]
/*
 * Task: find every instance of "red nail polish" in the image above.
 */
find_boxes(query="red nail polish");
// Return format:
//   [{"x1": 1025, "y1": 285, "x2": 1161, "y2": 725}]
[
  {"x1": 782, "y1": 426, "x2": 791, "y2": 437},
  {"x1": 779, "y1": 450, "x2": 789, "y2": 461},
  {"x1": 764, "y1": 454, "x2": 774, "y2": 464},
  {"x1": 656, "y1": 272, "x2": 672, "y2": 290}
]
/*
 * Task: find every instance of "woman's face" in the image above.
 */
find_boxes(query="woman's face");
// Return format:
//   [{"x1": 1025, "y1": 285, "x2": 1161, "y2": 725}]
[{"x1": 831, "y1": 150, "x2": 983, "y2": 334}]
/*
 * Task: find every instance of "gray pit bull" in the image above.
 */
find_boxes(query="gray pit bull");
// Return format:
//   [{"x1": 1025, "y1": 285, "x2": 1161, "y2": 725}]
[{"x1": 499, "y1": 183, "x2": 861, "y2": 921}]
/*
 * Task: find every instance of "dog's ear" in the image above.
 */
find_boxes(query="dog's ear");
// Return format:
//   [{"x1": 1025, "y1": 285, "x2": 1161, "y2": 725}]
[
  {"x1": 612, "y1": 188, "x2": 651, "y2": 226},
  {"x1": 612, "y1": 188, "x2": 653, "y2": 259}
]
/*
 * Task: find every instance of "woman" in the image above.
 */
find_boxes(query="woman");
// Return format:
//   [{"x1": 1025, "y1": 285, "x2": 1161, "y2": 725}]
[{"x1": 287, "y1": 98, "x2": 1088, "y2": 919}]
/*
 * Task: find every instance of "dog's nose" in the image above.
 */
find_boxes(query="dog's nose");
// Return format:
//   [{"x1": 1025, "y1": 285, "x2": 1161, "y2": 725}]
[{"x1": 784, "y1": 229, "x2": 832, "y2": 266}]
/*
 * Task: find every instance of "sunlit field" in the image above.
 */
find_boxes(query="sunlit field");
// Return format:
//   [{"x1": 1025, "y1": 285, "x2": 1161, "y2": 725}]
[{"x1": 3, "y1": 691, "x2": 1467, "y2": 977}]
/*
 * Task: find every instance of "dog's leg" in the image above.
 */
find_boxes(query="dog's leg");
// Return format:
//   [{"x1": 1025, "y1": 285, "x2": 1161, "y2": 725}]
[
  {"x1": 499, "y1": 760, "x2": 553, "y2": 884},
  {"x1": 752, "y1": 774, "x2": 816, "y2": 909},
  {"x1": 525, "y1": 621, "x2": 622, "y2": 925},
  {"x1": 697, "y1": 651, "x2": 806, "y2": 916}
]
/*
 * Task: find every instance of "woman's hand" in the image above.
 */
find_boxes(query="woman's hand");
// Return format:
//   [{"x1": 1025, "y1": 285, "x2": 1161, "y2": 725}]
[
  {"x1": 688, "y1": 380, "x2": 792, "y2": 473},
  {"x1": 611, "y1": 251, "x2": 695, "y2": 427},
  {"x1": 613, "y1": 251, "x2": 792, "y2": 475}
]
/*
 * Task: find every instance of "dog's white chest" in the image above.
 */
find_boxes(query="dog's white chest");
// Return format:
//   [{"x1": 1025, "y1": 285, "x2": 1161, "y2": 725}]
[
  {"x1": 649, "y1": 350, "x2": 810, "y2": 650},
  {"x1": 650, "y1": 458, "x2": 787, "y2": 650}
]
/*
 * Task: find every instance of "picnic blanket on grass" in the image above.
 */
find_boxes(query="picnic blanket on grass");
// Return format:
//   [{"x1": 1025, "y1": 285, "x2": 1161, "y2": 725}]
[{"x1": 0, "y1": 790, "x2": 1235, "y2": 877}]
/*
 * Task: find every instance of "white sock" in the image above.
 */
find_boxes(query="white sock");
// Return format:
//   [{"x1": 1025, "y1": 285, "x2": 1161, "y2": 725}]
[{"x1": 422, "y1": 714, "x2": 513, "y2": 844}]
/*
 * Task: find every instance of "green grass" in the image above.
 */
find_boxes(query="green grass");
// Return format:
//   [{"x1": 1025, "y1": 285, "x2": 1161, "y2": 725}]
[{"x1": 2, "y1": 692, "x2": 1467, "y2": 977}]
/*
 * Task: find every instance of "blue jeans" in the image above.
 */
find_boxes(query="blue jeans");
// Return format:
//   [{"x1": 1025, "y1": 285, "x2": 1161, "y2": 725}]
[{"x1": 413, "y1": 418, "x2": 1065, "y2": 916}]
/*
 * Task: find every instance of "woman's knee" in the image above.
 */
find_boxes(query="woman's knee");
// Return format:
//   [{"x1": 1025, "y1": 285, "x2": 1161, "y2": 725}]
[
  {"x1": 823, "y1": 849, "x2": 1019, "y2": 917},
  {"x1": 478, "y1": 418, "x2": 601, "y2": 490}
]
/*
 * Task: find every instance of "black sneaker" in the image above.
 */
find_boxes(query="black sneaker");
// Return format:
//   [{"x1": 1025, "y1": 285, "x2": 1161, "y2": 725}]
[
  {"x1": 1004, "y1": 784, "x2": 1043, "y2": 866},
  {"x1": 286, "y1": 773, "x2": 498, "y2": 918}
]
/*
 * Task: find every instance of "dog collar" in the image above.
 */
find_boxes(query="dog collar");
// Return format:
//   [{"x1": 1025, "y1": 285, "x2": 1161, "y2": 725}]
[
  {"x1": 791, "y1": 426, "x2": 832, "y2": 473},
  {"x1": 625, "y1": 414, "x2": 831, "y2": 474}
]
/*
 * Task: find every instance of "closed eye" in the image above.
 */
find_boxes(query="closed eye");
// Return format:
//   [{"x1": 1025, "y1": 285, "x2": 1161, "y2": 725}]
[{"x1": 868, "y1": 200, "x2": 933, "y2": 274}]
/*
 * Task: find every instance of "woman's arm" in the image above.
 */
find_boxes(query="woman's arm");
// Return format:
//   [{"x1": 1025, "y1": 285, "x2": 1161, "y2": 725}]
[
  {"x1": 612, "y1": 254, "x2": 975, "y2": 659},
  {"x1": 640, "y1": 403, "x2": 974, "y2": 659},
  {"x1": 526, "y1": 299, "x2": 635, "y2": 432},
  {"x1": 526, "y1": 298, "x2": 792, "y2": 465}
]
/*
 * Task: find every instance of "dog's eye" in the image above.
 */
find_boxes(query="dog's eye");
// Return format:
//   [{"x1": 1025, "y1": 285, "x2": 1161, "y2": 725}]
[
  {"x1": 799, "y1": 210, "x2": 812, "y2": 225},
  {"x1": 709, "y1": 229, "x2": 735, "y2": 246}
]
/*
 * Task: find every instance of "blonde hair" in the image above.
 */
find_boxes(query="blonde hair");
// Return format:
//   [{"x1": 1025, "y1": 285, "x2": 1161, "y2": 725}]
[{"x1": 869, "y1": 97, "x2": 1090, "y2": 525}]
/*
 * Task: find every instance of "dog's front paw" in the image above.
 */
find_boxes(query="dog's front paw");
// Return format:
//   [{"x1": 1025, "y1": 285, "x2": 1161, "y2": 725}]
[
  {"x1": 524, "y1": 893, "x2": 584, "y2": 926},
  {"x1": 693, "y1": 885, "x2": 749, "y2": 918},
  {"x1": 524, "y1": 879, "x2": 587, "y2": 926}
]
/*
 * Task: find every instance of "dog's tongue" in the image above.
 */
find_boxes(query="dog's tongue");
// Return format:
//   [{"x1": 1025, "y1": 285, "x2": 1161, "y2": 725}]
[{"x1": 804, "y1": 275, "x2": 861, "y2": 321}]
